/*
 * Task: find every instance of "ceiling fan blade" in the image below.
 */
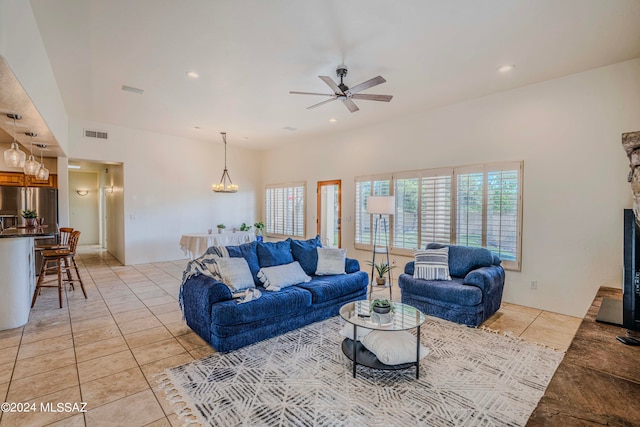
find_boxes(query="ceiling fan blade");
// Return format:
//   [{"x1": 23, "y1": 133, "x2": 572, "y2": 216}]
[
  {"x1": 290, "y1": 91, "x2": 334, "y2": 97},
  {"x1": 319, "y1": 76, "x2": 343, "y2": 94},
  {"x1": 307, "y1": 97, "x2": 338, "y2": 109},
  {"x1": 348, "y1": 76, "x2": 386, "y2": 94},
  {"x1": 342, "y1": 98, "x2": 359, "y2": 113},
  {"x1": 350, "y1": 94, "x2": 393, "y2": 102}
]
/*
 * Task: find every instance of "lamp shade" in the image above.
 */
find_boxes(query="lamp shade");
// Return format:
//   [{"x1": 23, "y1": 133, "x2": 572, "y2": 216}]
[{"x1": 366, "y1": 196, "x2": 395, "y2": 215}]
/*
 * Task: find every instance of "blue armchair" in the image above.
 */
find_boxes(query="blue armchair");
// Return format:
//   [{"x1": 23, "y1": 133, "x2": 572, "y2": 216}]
[{"x1": 398, "y1": 244, "x2": 505, "y2": 326}]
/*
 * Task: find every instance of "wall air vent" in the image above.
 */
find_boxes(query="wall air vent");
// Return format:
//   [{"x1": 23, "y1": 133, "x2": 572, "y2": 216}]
[{"x1": 83, "y1": 129, "x2": 108, "y2": 140}]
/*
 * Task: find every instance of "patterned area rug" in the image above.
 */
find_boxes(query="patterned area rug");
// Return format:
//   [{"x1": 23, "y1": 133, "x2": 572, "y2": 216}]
[{"x1": 158, "y1": 316, "x2": 563, "y2": 426}]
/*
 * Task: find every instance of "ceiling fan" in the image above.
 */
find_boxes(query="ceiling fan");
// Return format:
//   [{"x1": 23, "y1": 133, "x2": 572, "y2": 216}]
[{"x1": 290, "y1": 66, "x2": 393, "y2": 113}]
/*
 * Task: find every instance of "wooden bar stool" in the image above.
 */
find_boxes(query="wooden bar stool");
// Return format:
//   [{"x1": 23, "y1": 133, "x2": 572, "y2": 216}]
[
  {"x1": 36, "y1": 227, "x2": 74, "y2": 250},
  {"x1": 31, "y1": 230, "x2": 87, "y2": 308}
]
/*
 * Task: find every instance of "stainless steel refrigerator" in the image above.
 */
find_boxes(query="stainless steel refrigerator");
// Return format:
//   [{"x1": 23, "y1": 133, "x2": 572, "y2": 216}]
[{"x1": 0, "y1": 186, "x2": 58, "y2": 273}]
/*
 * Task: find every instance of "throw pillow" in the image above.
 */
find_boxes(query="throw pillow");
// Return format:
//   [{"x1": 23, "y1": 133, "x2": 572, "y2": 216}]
[
  {"x1": 257, "y1": 261, "x2": 312, "y2": 291},
  {"x1": 361, "y1": 330, "x2": 430, "y2": 365},
  {"x1": 214, "y1": 256, "x2": 255, "y2": 293},
  {"x1": 339, "y1": 316, "x2": 373, "y2": 341},
  {"x1": 289, "y1": 236, "x2": 322, "y2": 275},
  {"x1": 315, "y1": 247, "x2": 346, "y2": 275},
  {"x1": 226, "y1": 241, "x2": 261, "y2": 285},
  {"x1": 257, "y1": 240, "x2": 294, "y2": 268},
  {"x1": 414, "y1": 247, "x2": 451, "y2": 280}
]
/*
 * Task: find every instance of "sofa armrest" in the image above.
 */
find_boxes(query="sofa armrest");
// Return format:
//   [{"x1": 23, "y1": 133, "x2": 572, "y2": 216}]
[
  {"x1": 462, "y1": 265, "x2": 505, "y2": 295},
  {"x1": 404, "y1": 261, "x2": 415, "y2": 276},
  {"x1": 181, "y1": 274, "x2": 233, "y2": 340},
  {"x1": 345, "y1": 258, "x2": 360, "y2": 274}
]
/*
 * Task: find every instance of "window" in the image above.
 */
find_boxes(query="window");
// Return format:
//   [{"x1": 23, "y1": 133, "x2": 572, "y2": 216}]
[
  {"x1": 355, "y1": 161, "x2": 522, "y2": 271},
  {"x1": 354, "y1": 175, "x2": 391, "y2": 249},
  {"x1": 265, "y1": 182, "x2": 305, "y2": 238}
]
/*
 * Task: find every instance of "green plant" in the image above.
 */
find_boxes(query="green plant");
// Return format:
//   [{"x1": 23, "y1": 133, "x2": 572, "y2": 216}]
[
  {"x1": 370, "y1": 298, "x2": 394, "y2": 312},
  {"x1": 254, "y1": 221, "x2": 265, "y2": 230},
  {"x1": 21, "y1": 209, "x2": 37, "y2": 219},
  {"x1": 366, "y1": 261, "x2": 395, "y2": 278},
  {"x1": 240, "y1": 222, "x2": 252, "y2": 232},
  {"x1": 217, "y1": 224, "x2": 226, "y2": 229}
]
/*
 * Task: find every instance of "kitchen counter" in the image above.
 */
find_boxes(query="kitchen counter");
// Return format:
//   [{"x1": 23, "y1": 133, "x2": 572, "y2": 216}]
[{"x1": 0, "y1": 226, "x2": 56, "y2": 238}]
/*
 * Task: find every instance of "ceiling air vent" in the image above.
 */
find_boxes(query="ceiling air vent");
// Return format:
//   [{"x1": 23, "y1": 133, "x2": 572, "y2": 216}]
[{"x1": 83, "y1": 129, "x2": 108, "y2": 140}]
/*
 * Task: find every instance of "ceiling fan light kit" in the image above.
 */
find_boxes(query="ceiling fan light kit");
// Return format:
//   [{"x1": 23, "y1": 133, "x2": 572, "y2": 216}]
[
  {"x1": 290, "y1": 65, "x2": 393, "y2": 113},
  {"x1": 212, "y1": 132, "x2": 238, "y2": 193}
]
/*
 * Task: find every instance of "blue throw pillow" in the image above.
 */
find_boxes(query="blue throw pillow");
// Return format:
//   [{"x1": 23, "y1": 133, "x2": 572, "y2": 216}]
[
  {"x1": 257, "y1": 240, "x2": 294, "y2": 268},
  {"x1": 289, "y1": 235, "x2": 322, "y2": 275},
  {"x1": 426, "y1": 243, "x2": 493, "y2": 277},
  {"x1": 226, "y1": 241, "x2": 260, "y2": 285}
]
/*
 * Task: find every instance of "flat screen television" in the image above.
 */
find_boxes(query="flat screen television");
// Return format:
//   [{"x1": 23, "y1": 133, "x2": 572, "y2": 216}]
[{"x1": 596, "y1": 209, "x2": 640, "y2": 334}]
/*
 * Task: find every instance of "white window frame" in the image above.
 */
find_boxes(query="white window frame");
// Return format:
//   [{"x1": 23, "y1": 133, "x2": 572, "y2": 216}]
[
  {"x1": 354, "y1": 174, "x2": 392, "y2": 251},
  {"x1": 265, "y1": 182, "x2": 306, "y2": 239}
]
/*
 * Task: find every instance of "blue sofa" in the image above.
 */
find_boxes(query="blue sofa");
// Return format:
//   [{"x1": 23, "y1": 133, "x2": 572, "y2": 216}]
[
  {"x1": 181, "y1": 237, "x2": 368, "y2": 352},
  {"x1": 398, "y1": 244, "x2": 505, "y2": 327}
]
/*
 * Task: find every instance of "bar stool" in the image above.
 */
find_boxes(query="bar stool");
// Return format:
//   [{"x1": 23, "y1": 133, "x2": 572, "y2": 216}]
[
  {"x1": 36, "y1": 227, "x2": 74, "y2": 250},
  {"x1": 31, "y1": 230, "x2": 87, "y2": 308}
]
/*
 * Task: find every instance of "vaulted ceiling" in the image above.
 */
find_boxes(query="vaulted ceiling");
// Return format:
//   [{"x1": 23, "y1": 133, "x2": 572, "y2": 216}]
[{"x1": 16, "y1": 0, "x2": 640, "y2": 150}]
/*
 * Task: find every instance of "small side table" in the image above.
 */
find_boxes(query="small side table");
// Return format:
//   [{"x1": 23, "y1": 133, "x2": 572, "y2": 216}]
[{"x1": 339, "y1": 300, "x2": 426, "y2": 379}]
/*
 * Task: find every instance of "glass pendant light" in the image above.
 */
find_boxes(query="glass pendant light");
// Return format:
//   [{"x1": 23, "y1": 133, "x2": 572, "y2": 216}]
[
  {"x1": 23, "y1": 132, "x2": 40, "y2": 176},
  {"x1": 3, "y1": 114, "x2": 26, "y2": 168},
  {"x1": 212, "y1": 132, "x2": 238, "y2": 193},
  {"x1": 35, "y1": 144, "x2": 49, "y2": 181}
]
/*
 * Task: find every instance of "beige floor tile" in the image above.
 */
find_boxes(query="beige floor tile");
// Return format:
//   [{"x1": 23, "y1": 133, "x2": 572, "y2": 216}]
[
  {"x1": 84, "y1": 389, "x2": 165, "y2": 427},
  {"x1": 73, "y1": 324, "x2": 122, "y2": 347},
  {"x1": 6, "y1": 365, "x2": 78, "y2": 402},
  {"x1": 134, "y1": 289, "x2": 170, "y2": 300},
  {"x1": 77, "y1": 350, "x2": 138, "y2": 384},
  {"x1": 21, "y1": 323, "x2": 71, "y2": 345},
  {"x1": 12, "y1": 347, "x2": 76, "y2": 380},
  {"x1": 0, "y1": 346, "x2": 18, "y2": 366},
  {"x1": 107, "y1": 300, "x2": 148, "y2": 314},
  {"x1": 483, "y1": 310, "x2": 537, "y2": 336},
  {"x1": 501, "y1": 303, "x2": 543, "y2": 317},
  {"x1": 538, "y1": 310, "x2": 583, "y2": 329},
  {"x1": 131, "y1": 338, "x2": 186, "y2": 366},
  {"x1": 0, "y1": 361, "x2": 13, "y2": 385},
  {"x1": 189, "y1": 345, "x2": 216, "y2": 359},
  {"x1": 164, "y1": 321, "x2": 191, "y2": 337},
  {"x1": 175, "y1": 332, "x2": 208, "y2": 351},
  {"x1": 17, "y1": 334, "x2": 73, "y2": 360},
  {"x1": 155, "y1": 311, "x2": 183, "y2": 325},
  {"x1": 0, "y1": 328, "x2": 23, "y2": 349},
  {"x1": 167, "y1": 412, "x2": 190, "y2": 427},
  {"x1": 112, "y1": 307, "x2": 154, "y2": 324},
  {"x1": 145, "y1": 416, "x2": 172, "y2": 427},
  {"x1": 147, "y1": 302, "x2": 181, "y2": 316},
  {"x1": 139, "y1": 352, "x2": 194, "y2": 381},
  {"x1": 71, "y1": 315, "x2": 116, "y2": 334},
  {"x1": 46, "y1": 413, "x2": 86, "y2": 426},
  {"x1": 75, "y1": 336, "x2": 129, "y2": 363},
  {"x1": 118, "y1": 316, "x2": 163, "y2": 335},
  {"x1": 142, "y1": 295, "x2": 177, "y2": 308},
  {"x1": 80, "y1": 366, "x2": 150, "y2": 408},
  {"x1": 1, "y1": 385, "x2": 82, "y2": 427},
  {"x1": 0, "y1": 381, "x2": 8, "y2": 401},
  {"x1": 124, "y1": 326, "x2": 173, "y2": 349},
  {"x1": 520, "y1": 323, "x2": 577, "y2": 351}
]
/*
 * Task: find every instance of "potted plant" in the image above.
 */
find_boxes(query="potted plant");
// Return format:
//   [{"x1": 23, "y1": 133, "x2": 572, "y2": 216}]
[
  {"x1": 216, "y1": 224, "x2": 226, "y2": 234},
  {"x1": 240, "y1": 223, "x2": 252, "y2": 232},
  {"x1": 370, "y1": 299, "x2": 394, "y2": 315},
  {"x1": 367, "y1": 261, "x2": 396, "y2": 285},
  {"x1": 254, "y1": 221, "x2": 265, "y2": 241},
  {"x1": 22, "y1": 209, "x2": 38, "y2": 228}
]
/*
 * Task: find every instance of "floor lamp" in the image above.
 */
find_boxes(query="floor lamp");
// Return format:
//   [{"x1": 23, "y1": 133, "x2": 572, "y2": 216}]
[{"x1": 366, "y1": 195, "x2": 395, "y2": 300}]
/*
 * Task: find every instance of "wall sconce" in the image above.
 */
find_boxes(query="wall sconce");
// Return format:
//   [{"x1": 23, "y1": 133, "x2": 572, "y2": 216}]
[
  {"x1": 76, "y1": 189, "x2": 89, "y2": 196},
  {"x1": 105, "y1": 186, "x2": 114, "y2": 194}
]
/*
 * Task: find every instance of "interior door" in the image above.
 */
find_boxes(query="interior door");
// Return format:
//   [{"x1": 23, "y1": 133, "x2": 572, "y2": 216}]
[{"x1": 317, "y1": 180, "x2": 341, "y2": 247}]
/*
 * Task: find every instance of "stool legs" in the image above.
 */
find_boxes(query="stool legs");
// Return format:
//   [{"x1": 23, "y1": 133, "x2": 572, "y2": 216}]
[{"x1": 30, "y1": 255, "x2": 87, "y2": 309}]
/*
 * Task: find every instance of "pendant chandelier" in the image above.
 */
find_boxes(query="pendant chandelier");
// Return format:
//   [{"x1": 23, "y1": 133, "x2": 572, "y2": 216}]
[
  {"x1": 35, "y1": 144, "x2": 50, "y2": 181},
  {"x1": 3, "y1": 113, "x2": 26, "y2": 168},
  {"x1": 23, "y1": 132, "x2": 40, "y2": 176},
  {"x1": 212, "y1": 132, "x2": 238, "y2": 193}
]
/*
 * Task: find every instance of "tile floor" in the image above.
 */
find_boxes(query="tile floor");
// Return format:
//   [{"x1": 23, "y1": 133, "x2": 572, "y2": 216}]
[{"x1": 0, "y1": 246, "x2": 582, "y2": 426}]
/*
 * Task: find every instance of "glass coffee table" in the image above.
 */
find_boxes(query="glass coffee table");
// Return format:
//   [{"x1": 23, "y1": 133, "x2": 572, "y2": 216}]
[{"x1": 339, "y1": 300, "x2": 426, "y2": 379}]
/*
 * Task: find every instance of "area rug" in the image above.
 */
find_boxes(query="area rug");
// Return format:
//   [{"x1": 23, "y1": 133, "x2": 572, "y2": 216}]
[{"x1": 158, "y1": 316, "x2": 564, "y2": 426}]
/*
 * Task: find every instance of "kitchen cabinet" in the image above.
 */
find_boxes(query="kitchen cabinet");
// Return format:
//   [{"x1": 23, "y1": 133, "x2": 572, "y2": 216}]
[
  {"x1": 0, "y1": 172, "x2": 25, "y2": 186},
  {"x1": 0, "y1": 172, "x2": 57, "y2": 188},
  {"x1": 25, "y1": 174, "x2": 57, "y2": 188}
]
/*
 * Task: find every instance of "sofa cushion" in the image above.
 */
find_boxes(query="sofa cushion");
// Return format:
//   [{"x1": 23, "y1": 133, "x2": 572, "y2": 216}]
[
  {"x1": 294, "y1": 272, "x2": 368, "y2": 304},
  {"x1": 210, "y1": 285, "x2": 312, "y2": 326},
  {"x1": 426, "y1": 243, "x2": 494, "y2": 277},
  {"x1": 414, "y1": 247, "x2": 451, "y2": 280},
  {"x1": 399, "y1": 275, "x2": 483, "y2": 307},
  {"x1": 315, "y1": 247, "x2": 346, "y2": 275},
  {"x1": 225, "y1": 241, "x2": 260, "y2": 285},
  {"x1": 257, "y1": 240, "x2": 294, "y2": 268},
  {"x1": 214, "y1": 256, "x2": 255, "y2": 292},
  {"x1": 257, "y1": 261, "x2": 311, "y2": 291},
  {"x1": 289, "y1": 236, "x2": 322, "y2": 275}
]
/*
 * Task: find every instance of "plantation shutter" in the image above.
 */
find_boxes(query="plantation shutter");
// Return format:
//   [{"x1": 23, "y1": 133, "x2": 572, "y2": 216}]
[
  {"x1": 393, "y1": 173, "x2": 419, "y2": 250},
  {"x1": 486, "y1": 163, "x2": 521, "y2": 270},
  {"x1": 455, "y1": 167, "x2": 484, "y2": 248},
  {"x1": 421, "y1": 169, "x2": 453, "y2": 246},
  {"x1": 354, "y1": 175, "x2": 391, "y2": 250},
  {"x1": 265, "y1": 182, "x2": 305, "y2": 238}
]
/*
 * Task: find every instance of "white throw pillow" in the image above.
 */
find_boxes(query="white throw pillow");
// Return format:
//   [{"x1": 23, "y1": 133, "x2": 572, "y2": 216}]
[
  {"x1": 214, "y1": 256, "x2": 255, "y2": 292},
  {"x1": 339, "y1": 316, "x2": 373, "y2": 341},
  {"x1": 315, "y1": 247, "x2": 346, "y2": 275},
  {"x1": 361, "y1": 330, "x2": 430, "y2": 365},
  {"x1": 414, "y1": 247, "x2": 452, "y2": 280},
  {"x1": 257, "y1": 261, "x2": 311, "y2": 291}
]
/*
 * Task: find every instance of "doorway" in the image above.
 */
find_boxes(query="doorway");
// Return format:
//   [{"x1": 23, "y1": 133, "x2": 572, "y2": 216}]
[{"x1": 317, "y1": 180, "x2": 341, "y2": 248}]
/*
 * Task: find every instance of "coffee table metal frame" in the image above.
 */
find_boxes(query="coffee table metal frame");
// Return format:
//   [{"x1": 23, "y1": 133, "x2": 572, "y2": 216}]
[{"x1": 339, "y1": 300, "x2": 426, "y2": 379}]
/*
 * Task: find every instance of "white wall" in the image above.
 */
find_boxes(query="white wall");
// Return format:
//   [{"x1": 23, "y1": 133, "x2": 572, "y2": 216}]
[
  {"x1": 261, "y1": 59, "x2": 640, "y2": 318},
  {"x1": 68, "y1": 119, "x2": 262, "y2": 264},
  {"x1": 68, "y1": 171, "x2": 99, "y2": 244}
]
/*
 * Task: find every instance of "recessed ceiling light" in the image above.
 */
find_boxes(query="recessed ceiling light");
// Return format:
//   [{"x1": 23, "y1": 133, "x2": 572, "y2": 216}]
[
  {"x1": 194, "y1": 126, "x2": 201, "y2": 130},
  {"x1": 68, "y1": 165, "x2": 81, "y2": 169},
  {"x1": 283, "y1": 126, "x2": 297, "y2": 131},
  {"x1": 121, "y1": 85, "x2": 144, "y2": 94},
  {"x1": 329, "y1": 118, "x2": 337, "y2": 123},
  {"x1": 186, "y1": 71, "x2": 199, "y2": 79},
  {"x1": 498, "y1": 64, "x2": 515, "y2": 73},
  {"x1": 242, "y1": 137, "x2": 249, "y2": 140}
]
